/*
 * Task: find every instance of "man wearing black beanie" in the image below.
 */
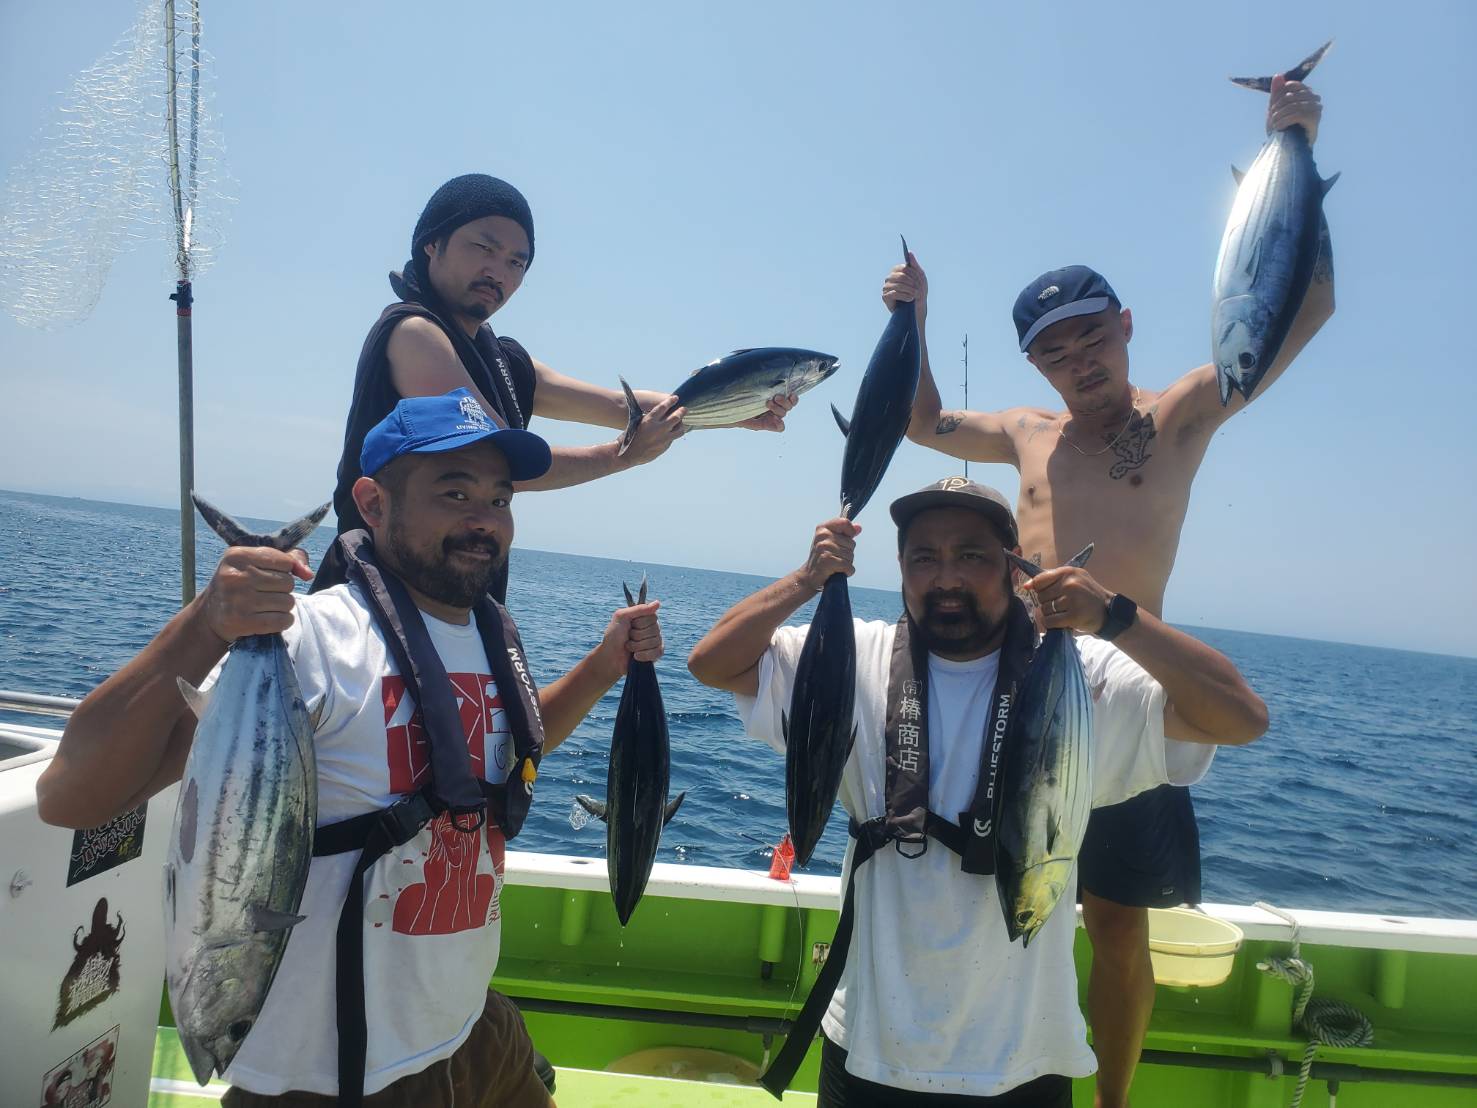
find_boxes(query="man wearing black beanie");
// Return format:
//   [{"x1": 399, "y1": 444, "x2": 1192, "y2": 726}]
[{"x1": 325, "y1": 173, "x2": 795, "y2": 604}]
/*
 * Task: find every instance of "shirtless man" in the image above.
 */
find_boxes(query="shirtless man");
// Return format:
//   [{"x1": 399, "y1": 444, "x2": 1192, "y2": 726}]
[{"x1": 883, "y1": 74, "x2": 1332, "y2": 1108}]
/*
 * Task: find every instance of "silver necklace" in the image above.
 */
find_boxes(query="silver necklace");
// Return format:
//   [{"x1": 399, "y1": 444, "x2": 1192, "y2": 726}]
[{"x1": 1058, "y1": 387, "x2": 1140, "y2": 458}]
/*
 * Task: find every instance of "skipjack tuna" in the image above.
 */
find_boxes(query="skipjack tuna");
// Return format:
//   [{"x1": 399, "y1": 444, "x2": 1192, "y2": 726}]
[
  {"x1": 998, "y1": 546, "x2": 1096, "y2": 947},
  {"x1": 166, "y1": 495, "x2": 327, "y2": 1084},
  {"x1": 1212, "y1": 41, "x2": 1338, "y2": 405},
  {"x1": 577, "y1": 577, "x2": 685, "y2": 924}
]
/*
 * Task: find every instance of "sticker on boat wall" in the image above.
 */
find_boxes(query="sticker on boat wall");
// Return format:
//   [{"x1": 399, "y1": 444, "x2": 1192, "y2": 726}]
[
  {"x1": 66, "y1": 805, "x2": 147, "y2": 887},
  {"x1": 40, "y1": 1023, "x2": 118, "y2": 1108},
  {"x1": 52, "y1": 898, "x2": 124, "y2": 1030}
]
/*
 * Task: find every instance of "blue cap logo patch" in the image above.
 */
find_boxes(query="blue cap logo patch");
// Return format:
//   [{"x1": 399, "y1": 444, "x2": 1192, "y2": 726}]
[{"x1": 1037, "y1": 285, "x2": 1060, "y2": 301}]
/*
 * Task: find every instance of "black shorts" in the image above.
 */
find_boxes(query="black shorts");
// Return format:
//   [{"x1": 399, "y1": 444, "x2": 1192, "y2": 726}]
[
  {"x1": 1078, "y1": 783, "x2": 1202, "y2": 908},
  {"x1": 819, "y1": 1037, "x2": 1071, "y2": 1107}
]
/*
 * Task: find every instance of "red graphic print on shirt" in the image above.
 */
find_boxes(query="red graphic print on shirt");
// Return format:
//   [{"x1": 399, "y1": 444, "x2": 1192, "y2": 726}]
[{"x1": 381, "y1": 672, "x2": 509, "y2": 936}]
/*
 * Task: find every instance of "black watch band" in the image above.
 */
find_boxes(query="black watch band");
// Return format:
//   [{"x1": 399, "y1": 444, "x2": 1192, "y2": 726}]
[{"x1": 1097, "y1": 594, "x2": 1138, "y2": 641}]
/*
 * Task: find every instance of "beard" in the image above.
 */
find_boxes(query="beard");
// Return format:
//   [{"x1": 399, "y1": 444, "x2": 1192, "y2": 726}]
[
  {"x1": 384, "y1": 514, "x2": 505, "y2": 609},
  {"x1": 913, "y1": 589, "x2": 1006, "y2": 656},
  {"x1": 460, "y1": 279, "x2": 503, "y2": 322}
]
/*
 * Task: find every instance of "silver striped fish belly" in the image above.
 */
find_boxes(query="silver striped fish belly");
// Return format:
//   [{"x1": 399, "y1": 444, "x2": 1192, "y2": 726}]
[
  {"x1": 676, "y1": 349, "x2": 839, "y2": 428},
  {"x1": 164, "y1": 633, "x2": 318, "y2": 1084},
  {"x1": 998, "y1": 633, "x2": 1094, "y2": 946},
  {"x1": 1211, "y1": 131, "x2": 1319, "y2": 403}
]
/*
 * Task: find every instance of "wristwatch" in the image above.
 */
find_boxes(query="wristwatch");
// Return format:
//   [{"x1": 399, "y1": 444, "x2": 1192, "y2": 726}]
[{"x1": 1097, "y1": 594, "x2": 1138, "y2": 641}]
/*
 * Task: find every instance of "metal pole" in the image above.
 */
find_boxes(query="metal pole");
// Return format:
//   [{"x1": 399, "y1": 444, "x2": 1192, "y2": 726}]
[
  {"x1": 962, "y1": 334, "x2": 969, "y2": 478},
  {"x1": 164, "y1": 0, "x2": 196, "y2": 604}
]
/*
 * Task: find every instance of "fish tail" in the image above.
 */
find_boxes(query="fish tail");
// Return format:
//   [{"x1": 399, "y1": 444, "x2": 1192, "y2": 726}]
[
  {"x1": 616, "y1": 376, "x2": 643, "y2": 457},
  {"x1": 1066, "y1": 543, "x2": 1094, "y2": 569},
  {"x1": 900, "y1": 234, "x2": 910, "y2": 262},
  {"x1": 1004, "y1": 550, "x2": 1045, "y2": 579},
  {"x1": 190, "y1": 493, "x2": 330, "y2": 551},
  {"x1": 1230, "y1": 40, "x2": 1333, "y2": 92},
  {"x1": 574, "y1": 794, "x2": 610, "y2": 822}
]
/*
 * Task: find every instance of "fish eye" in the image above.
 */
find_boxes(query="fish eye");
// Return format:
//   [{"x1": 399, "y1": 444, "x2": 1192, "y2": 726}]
[
  {"x1": 1238, "y1": 352, "x2": 1257, "y2": 370},
  {"x1": 228, "y1": 1019, "x2": 252, "y2": 1042}
]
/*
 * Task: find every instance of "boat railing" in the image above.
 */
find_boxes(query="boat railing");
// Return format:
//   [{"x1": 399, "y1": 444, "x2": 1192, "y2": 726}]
[{"x1": 0, "y1": 689, "x2": 80, "y2": 719}]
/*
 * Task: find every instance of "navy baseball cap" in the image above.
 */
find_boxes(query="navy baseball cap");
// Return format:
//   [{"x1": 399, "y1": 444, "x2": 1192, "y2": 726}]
[
  {"x1": 1013, "y1": 266, "x2": 1120, "y2": 352},
  {"x1": 890, "y1": 476, "x2": 1019, "y2": 548},
  {"x1": 360, "y1": 389, "x2": 552, "y2": 482}
]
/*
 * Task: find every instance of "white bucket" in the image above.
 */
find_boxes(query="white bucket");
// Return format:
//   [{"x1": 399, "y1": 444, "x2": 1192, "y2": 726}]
[{"x1": 1147, "y1": 907, "x2": 1244, "y2": 987}]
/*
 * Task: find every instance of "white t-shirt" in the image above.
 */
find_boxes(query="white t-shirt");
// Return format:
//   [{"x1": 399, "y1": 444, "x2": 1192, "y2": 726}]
[
  {"x1": 216, "y1": 583, "x2": 515, "y2": 1097},
  {"x1": 736, "y1": 619, "x2": 1216, "y2": 1097}
]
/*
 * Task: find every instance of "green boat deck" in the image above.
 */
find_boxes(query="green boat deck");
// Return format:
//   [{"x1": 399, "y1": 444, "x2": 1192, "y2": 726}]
[{"x1": 144, "y1": 852, "x2": 1477, "y2": 1107}]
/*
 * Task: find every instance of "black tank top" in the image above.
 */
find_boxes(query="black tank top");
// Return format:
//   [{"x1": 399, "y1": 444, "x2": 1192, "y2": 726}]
[{"x1": 322, "y1": 297, "x2": 536, "y2": 604}]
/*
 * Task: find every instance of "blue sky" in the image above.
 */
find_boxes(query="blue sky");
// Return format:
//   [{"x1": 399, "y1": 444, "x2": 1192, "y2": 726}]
[{"x1": 2, "y1": 1, "x2": 1473, "y2": 658}]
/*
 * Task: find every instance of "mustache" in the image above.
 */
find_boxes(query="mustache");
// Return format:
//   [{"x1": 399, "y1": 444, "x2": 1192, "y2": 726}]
[
  {"x1": 923, "y1": 590, "x2": 980, "y2": 618},
  {"x1": 471, "y1": 279, "x2": 504, "y2": 303},
  {"x1": 444, "y1": 534, "x2": 502, "y2": 559}
]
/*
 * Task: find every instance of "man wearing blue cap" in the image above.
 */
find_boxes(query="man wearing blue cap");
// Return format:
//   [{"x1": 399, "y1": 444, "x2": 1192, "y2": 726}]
[
  {"x1": 327, "y1": 173, "x2": 798, "y2": 604},
  {"x1": 880, "y1": 74, "x2": 1331, "y2": 1108},
  {"x1": 40, "y1": 390, "x2": 663, "y2": 1106}
]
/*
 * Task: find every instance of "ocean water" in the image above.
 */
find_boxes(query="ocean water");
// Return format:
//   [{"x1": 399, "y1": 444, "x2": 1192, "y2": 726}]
[{"x1": 2, "y1": 489, "x2": 1474, "y2": 918}]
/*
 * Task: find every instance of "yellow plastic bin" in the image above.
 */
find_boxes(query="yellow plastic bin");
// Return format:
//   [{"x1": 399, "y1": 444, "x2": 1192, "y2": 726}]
[{"x1": 1146, "y1": 907, "x2": 1244, "y2": 987}]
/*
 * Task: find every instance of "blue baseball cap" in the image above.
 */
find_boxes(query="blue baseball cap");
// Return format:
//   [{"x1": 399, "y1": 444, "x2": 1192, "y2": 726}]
[
  {"x1": 1013, "y1": 266, "x2": 1121, "y2": 352},
  {"x1": 360, "y1": 388, "x2": 552, "y2": 482}
]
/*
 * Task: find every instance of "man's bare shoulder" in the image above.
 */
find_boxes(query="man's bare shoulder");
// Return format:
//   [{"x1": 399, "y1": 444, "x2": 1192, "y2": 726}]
[
  {"x1": 1002, "y1": 405, "x2": 1062, "y2": 446},
  {"x1": 1141, "y1": 365, "x2": 1225, "y2": 444},
  {"x1": 386, "y1": 314, "x2": 459, "y2": 369}
]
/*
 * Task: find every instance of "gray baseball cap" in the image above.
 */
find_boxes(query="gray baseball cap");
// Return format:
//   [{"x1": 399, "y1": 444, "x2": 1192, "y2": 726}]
[{"x1": 889, "y1": 476, "x2": 1018, "y2": 548}]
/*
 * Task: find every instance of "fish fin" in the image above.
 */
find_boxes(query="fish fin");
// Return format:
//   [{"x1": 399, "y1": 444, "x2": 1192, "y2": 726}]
[
  {"x1": 1230, "y1": 165, "x2": 1245, "y2": 185},
  {"x1": 271, "y1": 503, "x2": 333, "y2": 551},
  {"x1": 1229, "y1": 39, "x2": 1333, "y2": 93},
  {"x1": 575, "y1": 794, "x2": 610, "y2": 823},
  {"x1": 616, "y1": 376, "x2": 643, "y2": 457},
  {"x1": 830, "y1": 404, "x2": 851, "y2": 437},
  {"x1": 308, "y1": 695, "x2": 328, "y2": 732},
  {"x1": 248, "y1": 904, "x2": 306, "y2": 932},
  {"x1": 662, "y1": 792, "x2": 686, "y2": 825},
  {"x1": 1217, "y1": 365, "x2": 1234, "y2": 407},
  {"x1": 622, "y1": 581, "x2": 636, "y2": 607},
  {"x1": 638, "y1": 573, "x2": 649, "y2": 606},
  {"x1": 190, "y1": 494, "x2": 254, "y2": 547},
  {"x1": 780, "y1": 711, "x2": 789, "y2": 745},
  {"x1": 178, "y1": 1032, "x2": 220, "y2": 1086},
  {"x1": 176, "y1": 676, "x2": 212, "y2": 719},
  {"x1": 388, "y1": 269, "x2": 411, "y2": 300},
  {"x1": 1066, "y1": 543, "x2": 1094, "y2": 569},
  {"x1": 1321, "y1": 171, "x2": 1341, "y2": 196},
  {"x1": 1004, "y1": 551, "x2": 1045, "y2": 579},
  {"x1": 900, "y1": 233, "x2": 910, "y2": 262},
  {"x1": 190, "y1": 493, "x2": 330, "y2": 552}
]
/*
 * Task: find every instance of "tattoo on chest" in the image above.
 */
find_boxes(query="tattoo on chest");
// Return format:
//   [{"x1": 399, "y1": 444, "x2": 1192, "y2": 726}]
[
  {"x1": 1107, "y1": 411, "x2": 1157, "y2": 480},
  {"x1": 936, "y1": 411, "x2": 964, "y2": 435}
]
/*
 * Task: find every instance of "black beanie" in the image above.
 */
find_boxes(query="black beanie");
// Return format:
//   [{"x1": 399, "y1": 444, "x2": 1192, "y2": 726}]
[{"x1": 411, "y1": 174, "x2": 535, "y2": 266}]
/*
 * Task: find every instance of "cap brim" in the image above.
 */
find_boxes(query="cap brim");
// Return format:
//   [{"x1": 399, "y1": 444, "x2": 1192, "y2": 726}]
[
  {"x1": 411, "y1": 426, "x2": 553, "y2": 482},
  {"x1": 889, "y1": 489, "x2": 1018, "y2": 546},
  {"x1": 1018, "y1": 296, "x2": 1111, "y2": 352}
]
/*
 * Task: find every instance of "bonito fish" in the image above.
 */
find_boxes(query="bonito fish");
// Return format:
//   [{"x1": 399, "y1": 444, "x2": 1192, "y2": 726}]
[
  {"x1": 783, "y1": 238, "x2": 921, "y2": 866},
  {"x1": 997, "y1": 546, "x2": 1096, "y2": 947},
  {"x1": 576, "y1": 577, "x2": 685, "y2": 924},
  {"x1": 616, "y1": 348, "x2": 839, "y2": 439},
  {"x1": 1212, "y1": 40, "x2": 1338, "y2": 405},
  {"x1": 165, "y1": 494, "x2": 328, "y2": 1084}
]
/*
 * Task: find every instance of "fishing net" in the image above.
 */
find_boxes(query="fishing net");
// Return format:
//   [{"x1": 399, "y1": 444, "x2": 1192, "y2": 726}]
[{"x1": 0, "y1": 0, "x2": 230, "y2": 329}]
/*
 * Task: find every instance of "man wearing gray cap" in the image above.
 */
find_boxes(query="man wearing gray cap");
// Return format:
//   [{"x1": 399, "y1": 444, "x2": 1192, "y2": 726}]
[
  {"x1": 880, "y1": 74, "x2": 1332, "y2": 1108},
  {"x1": 687, "y1": 479, "x2": 1266, "y2": 1106}
]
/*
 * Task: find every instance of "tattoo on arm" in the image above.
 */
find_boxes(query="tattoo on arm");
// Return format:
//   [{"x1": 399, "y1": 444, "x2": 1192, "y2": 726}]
[
  {"x1": 1312, "y1": 215, "x2": 1334, "y2": 285},
  {"x1": 936, "y1": 411, "x2": 965, "y2": 435}
]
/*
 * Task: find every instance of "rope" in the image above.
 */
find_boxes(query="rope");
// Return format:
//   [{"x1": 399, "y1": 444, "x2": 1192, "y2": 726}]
[{"x1": 1255, "y1": 903, "x2": 1375, "y2": 1108}]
